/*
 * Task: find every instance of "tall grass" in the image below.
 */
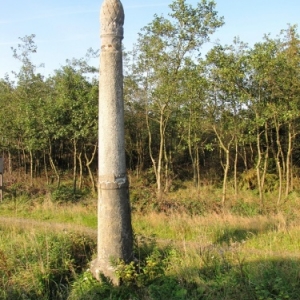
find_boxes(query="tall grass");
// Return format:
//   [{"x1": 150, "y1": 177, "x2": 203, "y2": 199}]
[
  {"x1": 0, "y1": 224, "x2": 95, "y2": 299},
  {"x1": 1, "y1": 179, "x2": 300, "y2": 299}
]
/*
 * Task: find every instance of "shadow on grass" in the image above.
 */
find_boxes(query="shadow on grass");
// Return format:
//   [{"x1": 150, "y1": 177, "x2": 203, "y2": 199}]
[
  {"x1": 214, "y1": 219, "x2": 279, "y2": 246},
  {"x1": 69, "y1": 257, "x2": 300, "y2": 300},
  {"x1": 2, "y1": 226, "x2": 298, "y2": 300},
  {"x1": 69, "y1": 235, "x2": 300, "y2": 300},
  {"x1": 214, "y1": 227, "x2": 260, "y2": 245}
]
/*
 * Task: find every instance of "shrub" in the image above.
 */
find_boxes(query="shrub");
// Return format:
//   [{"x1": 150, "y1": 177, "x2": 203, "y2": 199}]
[
  {"x1": 231, "y1": 199, "x2": 260, "y2": 217},
  {"x1": 51, "y1": 185, "x2": 89, "y2": 203}
]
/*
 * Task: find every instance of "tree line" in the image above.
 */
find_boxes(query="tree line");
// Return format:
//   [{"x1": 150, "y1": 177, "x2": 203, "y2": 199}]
[{"x1": 0, "y1": 0, "x2": 299, "y2": 208}]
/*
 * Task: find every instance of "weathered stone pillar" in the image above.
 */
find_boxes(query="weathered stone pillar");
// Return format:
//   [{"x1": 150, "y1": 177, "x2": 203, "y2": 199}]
[{"x1": 91, "y1": 0, "x2": 133, "y2": 284}]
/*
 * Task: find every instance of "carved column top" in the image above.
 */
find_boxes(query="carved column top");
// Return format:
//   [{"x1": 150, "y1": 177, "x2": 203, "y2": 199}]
[{"x1": 100, "y1": 0, "x2": 124, "y2": 38}]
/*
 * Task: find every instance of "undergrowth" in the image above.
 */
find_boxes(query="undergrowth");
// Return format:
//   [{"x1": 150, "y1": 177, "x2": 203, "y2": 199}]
[
  {"x1": 0, "y1": 225, "x2": 95, "y2": 300},
  {"x1": 68, "y1": 233, "x2": 300, "y2": 300},
  {"x1": 0, "y1": 177, "x2": 300, "y2": 299}
]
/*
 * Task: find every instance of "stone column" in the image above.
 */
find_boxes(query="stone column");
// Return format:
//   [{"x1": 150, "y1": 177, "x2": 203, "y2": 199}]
[{"x1": 91, "y1": 0, "x2": 133, "y2": 284}]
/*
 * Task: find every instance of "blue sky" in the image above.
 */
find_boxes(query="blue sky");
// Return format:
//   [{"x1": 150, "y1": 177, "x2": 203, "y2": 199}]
[{"x1": 0, "y1": 0, "x2": 299, "y2": 79}]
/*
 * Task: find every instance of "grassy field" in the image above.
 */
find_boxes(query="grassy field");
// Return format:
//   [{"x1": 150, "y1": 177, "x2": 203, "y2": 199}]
[{"x1": 0, "y1": 181, "x2": 300, "y2": 299}]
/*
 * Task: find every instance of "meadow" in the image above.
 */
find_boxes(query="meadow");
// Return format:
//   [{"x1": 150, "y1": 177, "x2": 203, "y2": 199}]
[{"x1": 0, "y1": 178, "x2": 300, "y2": 299}]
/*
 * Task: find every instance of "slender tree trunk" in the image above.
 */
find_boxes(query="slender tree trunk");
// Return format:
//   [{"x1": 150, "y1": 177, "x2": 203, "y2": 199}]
[
  {"x1": 196, "y1": 145, "x2": 201, "y2": 192},
  {"x1": 43, "y1": 150, "x2": 49, "y2": 185},
  {"x1": 285, "y1": 122, "x2": 293, "y2": 196},
  {"x1": 23, "y1": 148, "x2": 27, "y2": 176},
  {"x1": 145, "y1": 104, "x2": 158, "y2": 187},
  {"x1": 187, "y1": 122, "x2": 203, "y2": 189},
  {"x1": 73, "y1": 139, "x2": 77, "y2": 194},
  {"x1": 261, "y1": 123, "x2": 269, "y2": 195},
  {"x1": 213, "y1": 125, "x2": 234, "y2": 209},
  {"x1": 276, "y1": 125, "x2": 286, "y2": 179},
  {"x1": 274, "y1": 119, "x2": 283, "y2": 206},
  {"x1": 241, "y1": 141, "x2": 248, "y2": 171},
  {"x1": 290, "y1": 152, "x2": 294, "y2": 192},
  {"x1": 49, "y1": 141, "x2": 60, "y2": 187},
  {"x1": 234, "y1": 139, "x2": 238, "y2": 198},
  {"x1": 78, "y1": 151, "x2": 83, "y2": 190},
  {"x1": 17, "y1": 139, "x2": 22, "y2": 178},
  {"x1": 29, "y1": 150, "x2": 33, "y2": 186},
  {"x1": 256, "y1": 133, "x2": 263, "y2": 205},
  {"x1": 8, "y1": 151, "x2": 12, "y2": 175},
  {"x1": 18, "y1": 148, "x2": 21, "y2": 178},
  {"x1": 222, "y1": 148, "x2": 230, "y2": 208},
  {"x1": 156, "y1": 109, "x2": 165, "y2": 198},
  {"x1": 163, "y1": 137, "x2": 169, "y2": 192},
  {"x1": 276, "y1": 156, "x2": 283, "y2": 207},
  {"x1": 255, "y1": 113, "x2": 264, "y2": 208},
  {"x1": 84, "y1": 143, "x2": 97, "y2": 193},
  {"x1": 187, "y1": 113, "x2": 197, "y2": 187}
]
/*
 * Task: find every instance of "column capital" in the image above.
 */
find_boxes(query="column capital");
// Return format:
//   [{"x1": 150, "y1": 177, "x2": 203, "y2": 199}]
[{"x1": 100, "y1": 0, "x2": 124, "y2": 39}]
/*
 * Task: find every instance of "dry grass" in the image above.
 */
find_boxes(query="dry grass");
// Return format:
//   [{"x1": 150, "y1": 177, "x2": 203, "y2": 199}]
[
  {"x1": 1, "y1": 180, "x2": 300, "y2": 299},
  {"x1": 132, "y1": 211, "x2": 289, "y2": 241}
]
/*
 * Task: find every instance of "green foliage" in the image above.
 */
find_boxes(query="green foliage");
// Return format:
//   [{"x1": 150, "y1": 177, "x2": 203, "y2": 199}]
[
  {"x1": 1, "y1": 9, "x2": 300, "y2": 207},
  {"x1": 51, "y1": 185, "x2": 89, "y2": 203},
  {"x1": 231, "y1": 200, "x2": 260, "y2": 217},
  {"x1": 249, "y1": 261, "x2": 298, "y2": 300},
  {"x1": 68, "y1": 270, "x2": 112, "y2": 300},
  {"x1": 0, "y1": 226, "x2": 95, "y2": 300},
  {"x1": 2, "y1": 4, "x2": 300, "y2": 300},
  {"x1": 181, "y1": 198, "x2": 208, "y2": 216},
  {"x1": 69, "y1": 234, "x2": 186, "y2": 300},
  {"x1": 115, "y1": 247, "x2": 168, "y2": 287},
  {"x1": 130, "y1": 179, "x2": 155, "y2": 213},
  {"x1": 148, "y1": 277, "x2": 188, "y2": 300}
]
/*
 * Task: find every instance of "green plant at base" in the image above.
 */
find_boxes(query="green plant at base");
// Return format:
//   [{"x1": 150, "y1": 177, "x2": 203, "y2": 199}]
[
  {"x1": 68, "y1": 270, "x2": 112, "y2": 300},
  {"x1": 115, "y1": 247, "x2": 167, "y2": 287},
  {"x1": 250, "y1": 264, "x2": 293, "y2": 300},
  {"x1": 148, "y1": 277, "x2": 188, "y2": 300}
]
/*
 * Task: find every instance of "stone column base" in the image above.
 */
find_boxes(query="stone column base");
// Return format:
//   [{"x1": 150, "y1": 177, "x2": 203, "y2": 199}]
[{"x1": 90, "y1": 258, "x2": 120, "y2": 286}]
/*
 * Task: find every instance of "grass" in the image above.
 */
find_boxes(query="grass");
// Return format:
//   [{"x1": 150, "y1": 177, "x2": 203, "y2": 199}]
[
  {"x1": 0, "y1": 223, "x2": 95, "y2": 299},
  {"x1": 0, "y1": 194, "x2": 98, "y2": 228},
  {"x1": 0, "y1": 179, "x2": 300, "y2": 299}
]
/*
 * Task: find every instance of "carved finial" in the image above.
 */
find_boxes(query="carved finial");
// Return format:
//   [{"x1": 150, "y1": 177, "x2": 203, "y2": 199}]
[{"x1": 100, "y1": 0, "x2": 124, "y2": 39}]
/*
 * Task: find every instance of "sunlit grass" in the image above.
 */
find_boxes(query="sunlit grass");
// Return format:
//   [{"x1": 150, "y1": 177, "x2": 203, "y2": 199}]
[
  {"x1": 1, "y1": 181, "x2": 300, "y2": 299},
  {"x1": 0, "y1": 194, "x2": 98, "y2": 228},
  {"x1": 0, "y1": 223, "x2": 95, "y2": 299}
]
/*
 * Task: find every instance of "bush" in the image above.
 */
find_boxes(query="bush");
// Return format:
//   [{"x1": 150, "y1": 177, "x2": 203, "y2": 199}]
[
  {"x1": 51, "y1": 185, "x2": 89, "y2": 203},
  {"x1": 231, "y1": 199, "x2": 260, "y2": 217}
]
